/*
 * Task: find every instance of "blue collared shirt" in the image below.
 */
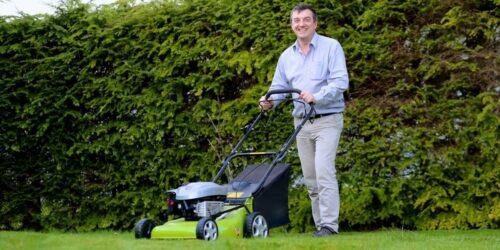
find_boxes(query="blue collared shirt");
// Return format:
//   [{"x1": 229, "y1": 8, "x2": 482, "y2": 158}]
[{"x1": 269, "y1": 32, "x2": 349, "y2": 118}]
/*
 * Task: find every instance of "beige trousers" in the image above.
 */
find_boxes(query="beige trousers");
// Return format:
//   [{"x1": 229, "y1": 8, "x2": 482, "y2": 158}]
[{"x1": 294, "y1": 113, "x2": 343, "y2": 232}]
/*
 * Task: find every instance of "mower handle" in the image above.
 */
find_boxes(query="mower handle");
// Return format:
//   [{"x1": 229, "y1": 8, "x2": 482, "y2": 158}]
[
  {"x1": 213, "y1": 88, "x2": 316, "y2": 184},
  {"x1": 264, "y1": 88, "x2": 302, "y2": 99}
]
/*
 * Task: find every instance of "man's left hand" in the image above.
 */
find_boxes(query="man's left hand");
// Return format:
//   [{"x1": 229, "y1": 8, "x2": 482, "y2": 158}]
[{"x1": 299, "y1": 91, "x2": 316, "y2": 104}]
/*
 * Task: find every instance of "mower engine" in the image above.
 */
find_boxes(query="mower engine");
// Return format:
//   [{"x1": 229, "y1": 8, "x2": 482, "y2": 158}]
[
  {"x1": 167, "y1": 182, "x2": 227, "y2": 220},
  {"x1": 195, "y1": 201, "x2": 225, "y2": 217}
]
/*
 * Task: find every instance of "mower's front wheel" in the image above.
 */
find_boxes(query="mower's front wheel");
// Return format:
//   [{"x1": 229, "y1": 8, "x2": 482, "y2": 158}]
[
  {"x1": 196, "y1": 217, "x2": 218, "y2": 240},
  {"x1": 244, "y1": 212, "x2": 269, "y2": 238},
  {"x1": 134, "y1": 218, "x2": 156, "y2": 239}
]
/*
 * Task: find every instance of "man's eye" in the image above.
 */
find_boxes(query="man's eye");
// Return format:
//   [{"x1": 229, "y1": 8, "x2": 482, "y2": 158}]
[{"x1": 293, "y1": 18, "x2": 312, "y2": 23}]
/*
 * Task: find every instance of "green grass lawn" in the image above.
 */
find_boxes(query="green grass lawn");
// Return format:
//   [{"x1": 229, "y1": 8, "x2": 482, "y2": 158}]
[{"x1": 1, "y1": 229, "x2": 498, "y2": 250}]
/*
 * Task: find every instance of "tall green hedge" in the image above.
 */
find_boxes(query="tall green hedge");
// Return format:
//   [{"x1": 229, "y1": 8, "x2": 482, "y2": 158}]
[{"x1": 0, "y1": 0, "x2": 498, "y2": 231}]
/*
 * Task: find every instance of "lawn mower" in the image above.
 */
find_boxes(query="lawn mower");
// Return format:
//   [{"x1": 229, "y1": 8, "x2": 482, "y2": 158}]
[{"x1": 134, "y1": 88, "x2": 315, "y2": 240}]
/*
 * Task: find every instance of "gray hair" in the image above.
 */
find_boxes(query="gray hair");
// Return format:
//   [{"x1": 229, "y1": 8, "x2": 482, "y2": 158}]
[{"x1": 290, "y1": 4, "x2": 318, "y2": 23}]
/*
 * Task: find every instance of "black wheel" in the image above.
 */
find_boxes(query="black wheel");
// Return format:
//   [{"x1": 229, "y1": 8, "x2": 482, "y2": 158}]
[
  {"x1": 196, "y1": 217, "x2": 218, "y2": 240},
  {"x1": 244, "y1": 212, "x2": 269, "y2": 238},
  {"x1": 135, "y1": 218, "x2": 156, "y2": 239}
]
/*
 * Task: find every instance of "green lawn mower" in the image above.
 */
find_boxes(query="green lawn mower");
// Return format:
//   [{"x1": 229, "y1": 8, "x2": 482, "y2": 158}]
[{"x1": 135, "y1": 89, "x2": 315, "y2": 240}]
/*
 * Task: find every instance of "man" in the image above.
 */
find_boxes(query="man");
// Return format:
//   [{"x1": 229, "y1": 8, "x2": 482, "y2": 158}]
[{"x1": 259, "y1": 4, "x2": 348, "y2": 237}]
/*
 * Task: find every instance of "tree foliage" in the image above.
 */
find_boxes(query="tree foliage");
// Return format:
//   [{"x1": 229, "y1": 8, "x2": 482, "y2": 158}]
[{"x1": 0, "y1": 0, "x2": 498, "y2": 231}]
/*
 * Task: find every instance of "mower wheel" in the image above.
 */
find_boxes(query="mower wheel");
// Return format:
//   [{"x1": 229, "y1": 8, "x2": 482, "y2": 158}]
[
  {"x1": 244, "y1": 212, "x2": 269, "y2": 238},
  {"x1": 134, "y1": 218, "x2": 156, "y2": 239},
  {"x1": 196, "y1": 217, "x2": 218, "y2": 240}
]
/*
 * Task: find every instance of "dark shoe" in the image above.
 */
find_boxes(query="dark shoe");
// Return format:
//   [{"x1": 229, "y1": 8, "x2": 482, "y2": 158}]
[{"x1": 313, "y1": 226, "x2": 337, "y2": 237}]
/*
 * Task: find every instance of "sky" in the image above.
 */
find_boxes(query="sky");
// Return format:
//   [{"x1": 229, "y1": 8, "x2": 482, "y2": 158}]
[{"x1": 0, "y1": 0, "x2": 119, "y2": 16}]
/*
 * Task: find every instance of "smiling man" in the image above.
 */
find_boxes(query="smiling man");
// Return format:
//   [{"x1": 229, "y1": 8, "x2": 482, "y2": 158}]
[{"x1": 259, "y1": 4, "x2": 349, "y2": 237}]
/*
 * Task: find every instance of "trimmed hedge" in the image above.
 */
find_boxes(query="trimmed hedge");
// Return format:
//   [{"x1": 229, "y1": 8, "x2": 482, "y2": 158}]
[{"x1": 0, "y1": 0, "x2": 498, "y2": 231}]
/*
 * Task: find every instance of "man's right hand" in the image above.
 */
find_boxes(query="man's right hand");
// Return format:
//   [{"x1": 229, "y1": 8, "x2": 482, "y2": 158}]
[{"x1": 259, "y1": 96, "x2": 273, "y2": 111}]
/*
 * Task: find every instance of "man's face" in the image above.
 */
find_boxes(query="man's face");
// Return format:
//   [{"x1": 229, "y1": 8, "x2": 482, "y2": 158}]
[{"x1": 291, "y1": 9, "x2": 317, "y2": 40}]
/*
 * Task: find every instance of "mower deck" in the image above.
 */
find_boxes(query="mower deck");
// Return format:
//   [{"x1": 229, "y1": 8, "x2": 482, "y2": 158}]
[{"x1": 151, "y1": 205, "x2": 248, "y2": 239}]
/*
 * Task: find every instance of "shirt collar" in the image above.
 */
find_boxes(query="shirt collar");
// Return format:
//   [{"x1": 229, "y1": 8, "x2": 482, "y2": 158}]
[{"x1": 293, "y1": 32, "x2": 319, "y2": 53}]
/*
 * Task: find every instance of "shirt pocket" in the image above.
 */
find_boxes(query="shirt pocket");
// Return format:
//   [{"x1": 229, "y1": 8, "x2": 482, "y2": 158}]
[{"x1": 310, "y1": 61, "x2": 326, "y2": 80}]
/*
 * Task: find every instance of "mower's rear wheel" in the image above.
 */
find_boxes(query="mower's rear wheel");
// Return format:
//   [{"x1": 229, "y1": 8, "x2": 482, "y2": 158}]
[
  {"x1": 196, "y1": 217, "x2": 218, "y2": 240},
  {"x1": 244, "y1": 212, "x2": 269, "y2": 238},
  {"x1": 135, "y1": 218, "x2": 156, "y2": 239}
]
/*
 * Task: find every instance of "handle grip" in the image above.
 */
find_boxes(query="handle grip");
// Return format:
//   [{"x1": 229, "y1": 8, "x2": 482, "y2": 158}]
[{"x1": 265, "y1": 88, "x2": 302, "y2": 99}]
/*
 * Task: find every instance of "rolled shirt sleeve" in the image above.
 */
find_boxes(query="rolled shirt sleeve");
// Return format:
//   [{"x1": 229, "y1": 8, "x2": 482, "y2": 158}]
[{"x1": 313, "y1": 40, "x2": 349, "y2": 106}]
